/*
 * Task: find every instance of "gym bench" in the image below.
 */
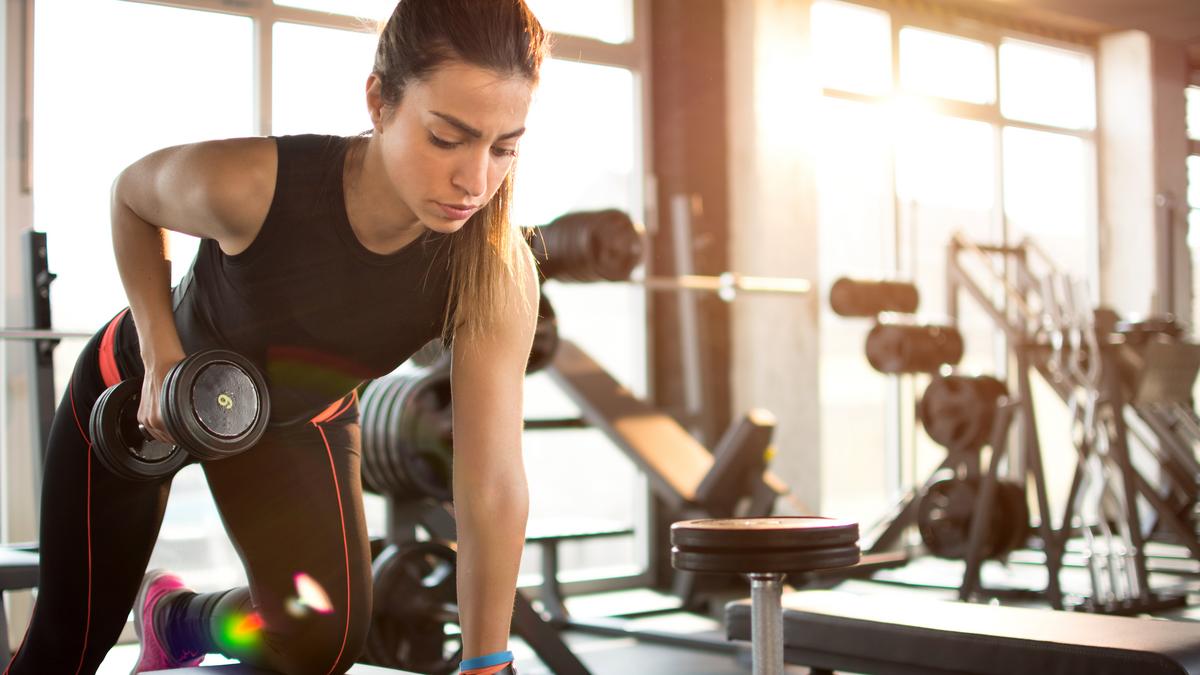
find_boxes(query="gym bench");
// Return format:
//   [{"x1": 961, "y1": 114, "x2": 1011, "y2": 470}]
[{"x1": 726, "y1": 590, "x2": 1200, "y2": 674}]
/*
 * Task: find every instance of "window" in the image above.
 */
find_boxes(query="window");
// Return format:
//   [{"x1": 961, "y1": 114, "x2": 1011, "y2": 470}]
[
  {"x1": 20, "y1": 0, "x2": 648, "y2": 630},
  {"x1": 811, "y1": 0, "x2": 892, "y2": 96},
  {"x1": 811, "y1": 0, "x2": 1097, "y2": 520},
  {"x1": 900, "y1": 28, "x2": 995, "y2": 104},
  {"x1": 33, "y1": 0, "x2": 256, "y2": 595}
]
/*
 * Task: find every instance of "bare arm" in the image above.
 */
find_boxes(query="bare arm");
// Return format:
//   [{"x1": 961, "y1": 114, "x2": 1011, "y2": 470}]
[
  {"x1": 451, "y1": 242, "x2": 539, "y2": 660},
  {"x1": 109, "y1": 137, "x2": 275, "y2": 440}
]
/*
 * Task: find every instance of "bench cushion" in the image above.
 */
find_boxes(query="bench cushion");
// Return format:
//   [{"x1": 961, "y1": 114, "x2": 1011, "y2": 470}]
[{"x1": 726, "y1": 590, "x2": 1200, "y2": 675}]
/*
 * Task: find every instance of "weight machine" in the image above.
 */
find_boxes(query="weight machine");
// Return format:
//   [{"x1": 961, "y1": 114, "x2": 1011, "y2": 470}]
[{"x1": 945, "y1": 232, "x2": 1199, "y2": 612}]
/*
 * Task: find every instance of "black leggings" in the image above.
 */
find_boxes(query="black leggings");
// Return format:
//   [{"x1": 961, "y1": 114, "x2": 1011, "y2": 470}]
[{"x1": 4, "y1": 315, "x2": 372, "y2": 675}]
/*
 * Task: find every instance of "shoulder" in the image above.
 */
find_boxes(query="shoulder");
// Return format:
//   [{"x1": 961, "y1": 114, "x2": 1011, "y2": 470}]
[{"x1": 190, "y1": 137, "x2": 278, "y2": 251}]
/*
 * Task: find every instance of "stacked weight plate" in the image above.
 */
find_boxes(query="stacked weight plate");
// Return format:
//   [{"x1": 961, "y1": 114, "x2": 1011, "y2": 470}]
[{"x1": 360, "y1": 367, "x2": 454, "y2": 502}]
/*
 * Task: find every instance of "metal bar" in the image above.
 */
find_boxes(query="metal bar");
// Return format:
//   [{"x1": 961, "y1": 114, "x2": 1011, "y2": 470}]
[
  {"x1": 0, "y1": 328, "x2": 93, "y2": 340},
  {"x1": 750, "y1": 574, "x2": 785, "y2": 675},
  {"x1": 640, "y1": 274, "x2": 812, "y2": 298}
]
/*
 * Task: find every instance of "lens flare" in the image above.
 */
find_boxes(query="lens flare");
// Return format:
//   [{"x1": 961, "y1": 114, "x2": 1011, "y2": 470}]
[
  {"x1": 294, "y1": 572, "x2": 334, "y2": 615},
  {"x1": 219, "y1": 611, "x2": 264, "y2": 651}
]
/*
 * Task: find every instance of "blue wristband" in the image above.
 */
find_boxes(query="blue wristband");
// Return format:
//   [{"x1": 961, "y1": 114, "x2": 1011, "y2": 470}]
[{"x1": 460, "y1": 650, "x2": 514, "y2": 671}]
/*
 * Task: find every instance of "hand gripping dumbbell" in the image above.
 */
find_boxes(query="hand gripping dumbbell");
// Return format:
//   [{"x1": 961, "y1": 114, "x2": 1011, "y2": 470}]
[
  {"x1": 89, "y1": 349, "x2": 271, "y2": 481},
  {"x1": 671, "y1": 517, "x2": 860, "y2": 675}
]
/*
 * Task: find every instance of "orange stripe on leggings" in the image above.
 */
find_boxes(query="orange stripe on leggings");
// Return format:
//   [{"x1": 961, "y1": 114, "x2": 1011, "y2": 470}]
[
  {"x1": 98, "y1": 309, "x2": 129, "y2": 389},
  {"x1": 309, "y1": 390, "x2": 358, "y2": 425},
  {"x1": 313, "y1": 422, "x2": 353, "y2": 675},
  {"x1": 67, "y1": 383, "x2": 94, "y2": 675}
]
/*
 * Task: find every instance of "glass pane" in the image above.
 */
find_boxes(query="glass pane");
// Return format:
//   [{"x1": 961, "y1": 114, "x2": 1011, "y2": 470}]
[
  {"x1": 892, "y1": 112, "x2": 998, "y2": 482},
  {"x1": 1189, "y1": 155, "x2": 1200, "y2": 210},
  {"x1": 34, "y1": 0, "x2": 255, "y2": 593},
  {"x1": 273, "y1": 22, "x2": 379, "y2": 136},
  {"x1": 525, "y1": 0, "x2": 633, "y2": 44},
  {"x1": 274, "y1": 0, "x2": 395, "y2": 21},
  {"x1": 511, "y1": 58, "x2": 646, "y2": 580},
  {"x1": 811, "y1": 0, "x2": 892, "y2": 96},
  {"x1": 900, "y1": 27, "x2": 995, "y2": 104},
  {"x1": 814, "y1": 97, "x2": 893, "y2": 524},
  {"x1": 1004, "y1": 127, "x2": 1092, "y2": 278},
  {"x1": 1188, "y1": 86, "x2": 1200, "y2": 141},
  {"x1": 895, "y1": 113, "x2": 995, "y2": 210},
  {"x1": 1000, "y1": 39, "x2": 1095, "y2": 130}
]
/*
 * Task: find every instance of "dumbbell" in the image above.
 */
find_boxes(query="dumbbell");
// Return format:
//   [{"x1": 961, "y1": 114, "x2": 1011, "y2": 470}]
[
  {"x1": 89, "y1": 349, "x2": 270, "y2": 481},
  {"x1": 671, "y1": 517, "x2": 859, "y2": 675}
]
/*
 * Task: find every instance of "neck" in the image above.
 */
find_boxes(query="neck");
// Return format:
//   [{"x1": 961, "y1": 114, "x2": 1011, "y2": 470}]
[{"x1": 342, "y1": 135, "x2": 424, "y2": 254}]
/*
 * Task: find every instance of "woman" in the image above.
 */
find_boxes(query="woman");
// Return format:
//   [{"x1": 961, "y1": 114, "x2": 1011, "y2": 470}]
[{"x1": 3, "y1": 1, "x2": 546, "y2": 674}]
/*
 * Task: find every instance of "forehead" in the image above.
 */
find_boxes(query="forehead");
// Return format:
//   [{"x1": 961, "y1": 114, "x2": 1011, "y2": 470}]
[{"x1": 409, "y1": 62, "x2": 534, "y2": 128}]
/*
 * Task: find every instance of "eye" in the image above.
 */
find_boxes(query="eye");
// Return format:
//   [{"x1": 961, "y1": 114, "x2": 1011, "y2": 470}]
[
  {"x1": 428, "y1": 133, "x2": 460, "y2": 150},
  {"x1": 491, "y1": 145, "x2": 518, "y2": 158}
]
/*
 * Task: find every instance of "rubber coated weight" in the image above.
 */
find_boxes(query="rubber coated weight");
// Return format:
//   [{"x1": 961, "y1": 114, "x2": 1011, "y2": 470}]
[
  {"x1": 865, "y1": 321, "x2": 964, "y2": 374},
  {"x1": 527, "y1": 292, "x2": 560, "y2": 374},
  {"x1": 357, "y1": 378, "x2": 386, "y2": 494},
  {"x1": 360, "y1": 368, "x2": 454, "y2": 502},
  {"x1": 997, "y1": 482, "x2": 1030, "y2": 554},
  {"x1": 670, "y1": 517, "x2": 859, "y2": 551},
  {"x1": 672, "y1": 545, "x2": 861, "y2": 574},
  {"x1": 919, "y1": 375, "x2": 1007, "y2": 452},
  {"x1": 89, "y1": 378, "x2": 187, "y2": 481},
  {"x1": 528, "y1": 209, "x2": 644, "y2": 283},
  {"x1": 917, "y1": 477, "x2": 1012, "y2": 559},
  {"x1": 366, "y1": 541, "x2": 461, "y2": 674},
  {"x1": 829, "y1": 277, "x2": 919, "y2": 317},
  {"x1": 162, "y1": 350, "x2": 269, "y2": 461}
]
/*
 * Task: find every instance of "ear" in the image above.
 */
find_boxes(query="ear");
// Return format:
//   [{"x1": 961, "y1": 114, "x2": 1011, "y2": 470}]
[{"x1": 366, "y1": 73, "x2": 386, "y2": 133}]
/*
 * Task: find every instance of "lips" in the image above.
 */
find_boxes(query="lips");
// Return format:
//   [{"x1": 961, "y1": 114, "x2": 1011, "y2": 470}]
[{"x1": 437, "y1": 202, "x2": 480, "y2": 220}]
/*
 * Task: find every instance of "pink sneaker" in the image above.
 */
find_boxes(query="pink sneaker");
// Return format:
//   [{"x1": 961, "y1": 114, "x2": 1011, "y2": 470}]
[{"x1": 131, "y1": 569, "x2": 205, "y2": 674}]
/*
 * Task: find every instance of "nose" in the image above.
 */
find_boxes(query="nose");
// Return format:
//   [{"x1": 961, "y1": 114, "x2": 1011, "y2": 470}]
[{"x1": 452, "y1": 147, "x2": 489, "y2": 200}]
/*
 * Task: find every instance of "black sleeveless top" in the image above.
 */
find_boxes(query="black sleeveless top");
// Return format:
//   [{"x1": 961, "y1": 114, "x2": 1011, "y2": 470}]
[{"x1": 115, "y1": 134, "x2": 454, "y2": 425}]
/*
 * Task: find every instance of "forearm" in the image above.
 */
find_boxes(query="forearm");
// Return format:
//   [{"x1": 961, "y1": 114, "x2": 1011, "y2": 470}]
[
  {"x1": 110, "y1": 180, "x2": 183, "y2": 362},
  {"x1": 453, "y1": 475, "x2": 529, "y2": 660}
]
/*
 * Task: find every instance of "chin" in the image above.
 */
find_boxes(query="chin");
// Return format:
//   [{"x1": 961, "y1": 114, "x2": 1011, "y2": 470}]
[{"x1": 423, "y1": 216, "x2": 470, "y2": 234}]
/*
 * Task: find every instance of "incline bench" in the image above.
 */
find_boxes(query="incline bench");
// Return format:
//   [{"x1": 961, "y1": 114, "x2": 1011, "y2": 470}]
[{"x1": 727, "y1": 590, "x2": 1200, "y2": 675}]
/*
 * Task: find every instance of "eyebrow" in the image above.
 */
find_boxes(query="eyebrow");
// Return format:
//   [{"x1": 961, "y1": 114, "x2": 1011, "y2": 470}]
[{"x1": 431, "y1": 111, "x2": 526, "y2": 141}]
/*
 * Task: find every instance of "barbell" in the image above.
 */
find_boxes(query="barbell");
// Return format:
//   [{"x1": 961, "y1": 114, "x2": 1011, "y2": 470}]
[{"x1": 529, "y1": 209, "x2": 812, "y2": 302}]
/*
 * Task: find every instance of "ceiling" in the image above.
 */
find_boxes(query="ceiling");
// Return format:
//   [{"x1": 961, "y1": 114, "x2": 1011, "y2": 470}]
[{"x1": 956, "y1": 0, "x2": 1200, "y2": 62}]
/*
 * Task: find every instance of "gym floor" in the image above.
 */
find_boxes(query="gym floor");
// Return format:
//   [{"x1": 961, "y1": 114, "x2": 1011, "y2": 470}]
[{"x1": 91, "y1": 555, "x2": 1200, "y2": 675}]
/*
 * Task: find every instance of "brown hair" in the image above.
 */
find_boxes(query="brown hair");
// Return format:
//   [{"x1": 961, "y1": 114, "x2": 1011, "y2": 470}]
[{"x1": 373, "y1": 0, "x2": 549, "y2": 344}]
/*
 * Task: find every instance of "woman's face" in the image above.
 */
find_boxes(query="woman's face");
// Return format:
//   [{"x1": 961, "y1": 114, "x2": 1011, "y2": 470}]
[{"x1": 369, "y1": 61, "x2": 534, "y2": 233}]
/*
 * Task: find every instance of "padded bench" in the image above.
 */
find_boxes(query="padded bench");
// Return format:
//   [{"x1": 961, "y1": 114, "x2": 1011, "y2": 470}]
[{"x1": 726, "y1": 590, "x2": 1200, "y2": 675}]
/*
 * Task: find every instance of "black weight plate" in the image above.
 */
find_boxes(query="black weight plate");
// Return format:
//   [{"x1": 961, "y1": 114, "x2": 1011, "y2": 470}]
[
  {"x1": 190, "y1": 362, "x2": 259, "y2": 438},
  {"x1": 357, "y1": 378, "x2": 386, "y2": 494},
  {"x1": 400, "y1": 371, "x2": 454, "y2": 502},
  {"x1": 362, "y1": 377, "x2": 397, "y2": 495},
  {"x1": 920, "y1": 376, "x2": 992, "y2": 451},
  {"x1": 379, "y1": 376, "x2": 417, "y2": 497},
  {"x1": 671, "y1": 517, "x2": 859, "y2": 551},
  {"x1": 369, "y1": 542, "x2": 460, "y2": 674},
  {"x1": 917, "y1": 478, "x2": 976, "y2": 559},
  {"x1": 89, "y1": 379, "x2": 186, "y2": 481},
  {"x1": 166, "y1": 350, "x2": 269, "y2": 461},
  {"x1": 829, "y1": 278, "x2": 920, "y2": 317},
  {"x1": 672, "y1": 544, "x2": 860, "y2": 574},
  {"x1": 527, "y1": 293, "x2": 559, "y2": 374}
]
